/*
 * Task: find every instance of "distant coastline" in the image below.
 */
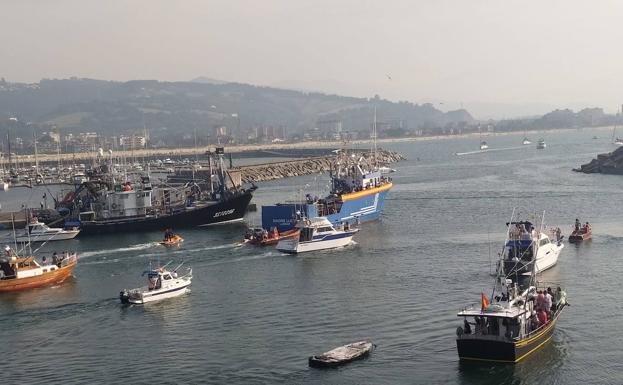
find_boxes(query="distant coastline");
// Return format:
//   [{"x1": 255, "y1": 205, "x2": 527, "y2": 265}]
[{"x1": 1, "y1": 125, "x2": 614, "y2": 165}]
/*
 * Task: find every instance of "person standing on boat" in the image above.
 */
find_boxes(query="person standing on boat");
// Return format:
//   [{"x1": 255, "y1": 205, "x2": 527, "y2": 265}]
[
  {"x1": 575, "y1": 218, "x2": 581, "y2": 232},
  {"x1": 544, "y1": 289, "x2": 553, "y2": 318}
]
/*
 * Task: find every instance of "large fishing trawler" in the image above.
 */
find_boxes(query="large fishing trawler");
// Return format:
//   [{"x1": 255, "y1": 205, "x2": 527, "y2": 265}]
[{"x1": 56, "y1": 148, "x2": 256, "y2": 235}]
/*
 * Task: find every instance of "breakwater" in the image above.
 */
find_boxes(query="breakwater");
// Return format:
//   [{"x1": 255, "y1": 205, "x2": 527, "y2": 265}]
[
  {"x1": 236, "y1": 150, "x2": 404, "y2": 183},
  {"x1": 574, "y1": 146, "x2": 623, "y2": 174}
]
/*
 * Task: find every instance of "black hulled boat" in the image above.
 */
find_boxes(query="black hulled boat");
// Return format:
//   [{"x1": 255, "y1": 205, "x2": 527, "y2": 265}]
[{"x1": 57, "y1": 148, "x2": 256, "y2": 235}]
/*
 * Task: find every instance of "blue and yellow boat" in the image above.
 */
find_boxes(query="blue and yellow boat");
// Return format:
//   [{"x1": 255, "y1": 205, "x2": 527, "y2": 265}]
[{"x1": 261, "y1": 156, "x2": 393, "y2": 231}]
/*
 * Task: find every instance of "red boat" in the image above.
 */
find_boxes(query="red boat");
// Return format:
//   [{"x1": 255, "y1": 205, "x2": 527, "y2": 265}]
[
  {"x1": 244, "y1": 228, "x2": 300, "y2": 246},
  {"x1": 569, "y1": 225, "x2": 592, "y2": 242}
]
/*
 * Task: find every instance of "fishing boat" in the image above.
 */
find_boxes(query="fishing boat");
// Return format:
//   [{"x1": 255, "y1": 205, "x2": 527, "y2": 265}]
[
  {"x1": 57, "y1": 148, "x2": 256, "y2": 235},
  {"x1": 536, "y1": 139, "x2": 546, "y2": 149},
  {"x1": 456, "y1": 213, "x2": 568, "y2": 363},
  {"x1": 498, "y1": 217, "x2": 564, "y2": 277},
  {"x1": 159, "y1": 234, "x2": 183, "y2": 246},
  {"x1": 13, "y1": 218, "x2": 80, "y2": 243},
  {"x1": 244, "y1": 227, "x2": 300, "y2": 246},
  {"x1": 276, "y1": 217, "x2": 357, "y2": 254},
  {"x1": 569, "y1": 221, "x2": 592, "y2": 242},
  {"x1": 119, "y1": 262, "x2": 192, "y2": 304},
  {"x1": 309, "y1": 341, "x2": 374, "y2": 368},
  {"x1": 261, "y1": 153, "x2": 393, "y2": 232},
  {"x1": 0, "y1": 247, "x2": 77, "y2": 292}
]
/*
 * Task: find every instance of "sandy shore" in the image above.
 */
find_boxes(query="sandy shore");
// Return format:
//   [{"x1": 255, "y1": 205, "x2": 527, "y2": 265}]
[{"x1": 2, "y1": 125, "x2": 612, "y2": 166}]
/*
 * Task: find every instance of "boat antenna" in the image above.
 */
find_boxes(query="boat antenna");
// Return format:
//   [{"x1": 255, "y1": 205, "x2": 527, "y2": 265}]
[
  {"x1": 11, "y1": 213, "x2": 18, "y2": 255},
  {"x1": 373, "y1": 106, "x2": 378, "y2": 167},
  {"x1": 173, "y1": 261, "x2": 184, "y2": 272}
]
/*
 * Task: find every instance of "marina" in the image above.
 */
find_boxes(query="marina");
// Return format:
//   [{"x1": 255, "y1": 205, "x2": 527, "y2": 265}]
[{"x1": 1, "y1": 128, "x2": 622, "y2": 384}]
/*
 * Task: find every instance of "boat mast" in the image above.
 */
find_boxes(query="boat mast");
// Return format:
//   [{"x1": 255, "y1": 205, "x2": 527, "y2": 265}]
[
  {"x1": 33, "y1": 130, "x2": 39, "y2": 177},
  {"x1": 373, "y1": 107, "x2": 378, "y2": 167}
]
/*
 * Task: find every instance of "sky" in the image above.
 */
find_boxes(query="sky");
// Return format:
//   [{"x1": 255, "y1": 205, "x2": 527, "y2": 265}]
[{"x1": 2, "y1": 0, "x2": 623, "y2": 118}]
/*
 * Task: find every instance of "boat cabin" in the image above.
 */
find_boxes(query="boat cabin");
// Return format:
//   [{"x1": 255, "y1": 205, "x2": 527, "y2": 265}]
[
  {"x1": 145, "y1": 269, "x2": 177, "y2": 291},
  {"x1": 295, "y1": 217, "x2": 344, "y2": 243}
]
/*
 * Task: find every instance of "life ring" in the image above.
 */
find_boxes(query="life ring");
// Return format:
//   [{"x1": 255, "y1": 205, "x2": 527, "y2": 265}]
[{"x1": 111, "y1": 203, "x2": 118, "y2": 210}]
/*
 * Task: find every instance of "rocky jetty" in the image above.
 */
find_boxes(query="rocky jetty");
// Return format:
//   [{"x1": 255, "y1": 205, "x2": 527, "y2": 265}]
[
  {"x1": 235, "y1": 150, "x2": 405, "y2": 183},
  {"x1": 574, "y1": 146, "x2": 623, "y2": 174}
]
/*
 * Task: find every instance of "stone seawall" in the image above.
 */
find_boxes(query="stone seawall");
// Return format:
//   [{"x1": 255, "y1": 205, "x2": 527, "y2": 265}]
[{"x1": 235, "y1": 150, "x2": 405, "y2": 183}]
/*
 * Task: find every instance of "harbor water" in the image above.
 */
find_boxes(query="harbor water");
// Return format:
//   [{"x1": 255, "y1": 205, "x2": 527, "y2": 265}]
[{"x1": 2, "y1": 128, "x2": 623, "y2": 384}]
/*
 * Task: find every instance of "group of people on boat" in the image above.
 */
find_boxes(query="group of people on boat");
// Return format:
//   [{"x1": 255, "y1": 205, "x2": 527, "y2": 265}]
[
  {"x1": 531, "y1": 287, "x2": 565, "y2": 329},
  {"x1": 509, "y1": 223, "x2": 535, "y2": 241},
  {"x1": 574, "y1": 218, "x2": 591, "y2": 234},
  {"x1": 45, "y1": 251, "x2": 72, "y2": 267}
]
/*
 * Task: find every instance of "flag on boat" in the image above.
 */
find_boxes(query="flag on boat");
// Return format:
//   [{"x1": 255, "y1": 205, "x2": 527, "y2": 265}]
[{"x1": 481, "y1": 292, "x2": 489, "y2": 311}]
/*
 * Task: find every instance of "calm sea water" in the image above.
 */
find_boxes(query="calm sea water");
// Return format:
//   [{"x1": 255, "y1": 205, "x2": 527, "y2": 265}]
[{"x1": 1, "y1": 128, "x2": 623, "y2": 384}]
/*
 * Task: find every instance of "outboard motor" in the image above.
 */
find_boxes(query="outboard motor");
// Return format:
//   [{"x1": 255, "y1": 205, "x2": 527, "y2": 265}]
[{"x1": 119, "y1": 290, "x2": 130, "y2": 304}]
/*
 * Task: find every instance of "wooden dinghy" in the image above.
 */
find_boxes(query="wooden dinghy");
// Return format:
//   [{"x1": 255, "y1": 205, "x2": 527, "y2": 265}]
[{"x1": 308, "y1": 340, "x2": 373, "y2": 368}]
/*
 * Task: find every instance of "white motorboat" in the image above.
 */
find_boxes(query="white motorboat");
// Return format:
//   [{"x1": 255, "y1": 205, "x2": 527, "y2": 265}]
[
  {"x1": 498, "y1": 216, "x2": 564, "y2": 276},
  {"x1": 522, "y1": 137, "x2": 531, "y2": 145},
  {"x1": 479, "y1": 141, "x2": 489, "y2": 150},
  {"x1": 276, "y1": 217, "x2": 357, "y2": 254},
  {"x1": 13, "y1": 219, "x2": 80, "y2": 243},
  {"x1": 120, "y1": 262, "x2": 192, "y2": 304}
]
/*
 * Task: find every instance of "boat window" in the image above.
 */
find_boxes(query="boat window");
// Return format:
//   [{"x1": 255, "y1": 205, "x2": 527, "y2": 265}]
[
  {"x1": 539, "y1": 239, "x2": 550, "y2": 247},
  {"x1": 317, "y1": 227, "x2": 333, "y2": 233},
  {"x1": 163, "y1": 274, "x2": 172, "y2": 280},
  {"x1": 300, "y1": 228, "x2": 313, "y2": 242}
]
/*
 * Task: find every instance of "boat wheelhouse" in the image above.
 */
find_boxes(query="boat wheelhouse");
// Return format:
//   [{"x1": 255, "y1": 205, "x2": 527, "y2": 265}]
[{"x1": 276, "y1": 217, "x2": 357, "y2": 254}]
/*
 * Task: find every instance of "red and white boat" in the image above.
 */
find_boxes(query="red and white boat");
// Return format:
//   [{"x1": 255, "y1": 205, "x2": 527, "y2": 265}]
[{"x1": 569, "y1": 224, "x2": 592, "y2": 242}]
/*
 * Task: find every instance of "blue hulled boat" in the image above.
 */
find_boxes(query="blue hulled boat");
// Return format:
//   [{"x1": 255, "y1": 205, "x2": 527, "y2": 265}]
[{"x1": 261, "y1": 153, "x2": 393, "y2": 232}]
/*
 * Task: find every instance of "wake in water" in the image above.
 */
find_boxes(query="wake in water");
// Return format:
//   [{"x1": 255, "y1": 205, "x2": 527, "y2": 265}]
[{"x1": 79, "y1": 242, "x2": 158, "y2": 259}]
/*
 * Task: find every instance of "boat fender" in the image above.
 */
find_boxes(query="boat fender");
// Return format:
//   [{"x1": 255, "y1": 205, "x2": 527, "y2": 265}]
[{"x1": 456, "y1": 326, "x2": 464, "y2": 337}]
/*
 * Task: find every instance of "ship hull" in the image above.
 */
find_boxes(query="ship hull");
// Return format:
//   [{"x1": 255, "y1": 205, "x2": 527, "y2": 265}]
[
  {"x1": 262, "y1": 184, "x2": 391, "y2": 232},
  {"x1": 0, "y1": 260, "x2": 76, "y2": 292},
  {"x1": 457, "y1": 314, "x2": 560, "y2": 363},
  {"x1": 78, "y1": 190, "x2": 253, "y2": 235}
]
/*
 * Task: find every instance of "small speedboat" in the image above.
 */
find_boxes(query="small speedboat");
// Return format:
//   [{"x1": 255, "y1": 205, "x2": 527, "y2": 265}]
[
  {"x1": 522, "y1": 137, "x2": 531, "y2": 145},
  {"x1": 120, "y1": 262, "x2": 192, "y2": 305},
  {"x1": 13, "y1": 219, "x2": 80, "y2": 243},
  {"x1": 309, "y1": 341, "x2": 374, "y2": 368},
  {"x1": 479, "y1": 141, "x2": 489, "y2": 150},
  {"x1": 536, "y1": 139, "x2": 546, "y2": 149},
  {"x1": 159, "y1": 234, "x2": 184, "y2": 246},
  {"x1": 276, "y1": 218, "x2": 357, "y2": 254}
]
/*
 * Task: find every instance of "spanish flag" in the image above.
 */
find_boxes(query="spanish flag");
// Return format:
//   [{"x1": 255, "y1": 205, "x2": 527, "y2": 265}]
[{"x1": 481, "y1": 292, "x2": 490, "y2": 311}]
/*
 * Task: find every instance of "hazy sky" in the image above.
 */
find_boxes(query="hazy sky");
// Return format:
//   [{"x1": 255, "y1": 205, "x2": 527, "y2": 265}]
[{"x1": 2, "y1": 0, "x2": 623, "y2": 118}]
